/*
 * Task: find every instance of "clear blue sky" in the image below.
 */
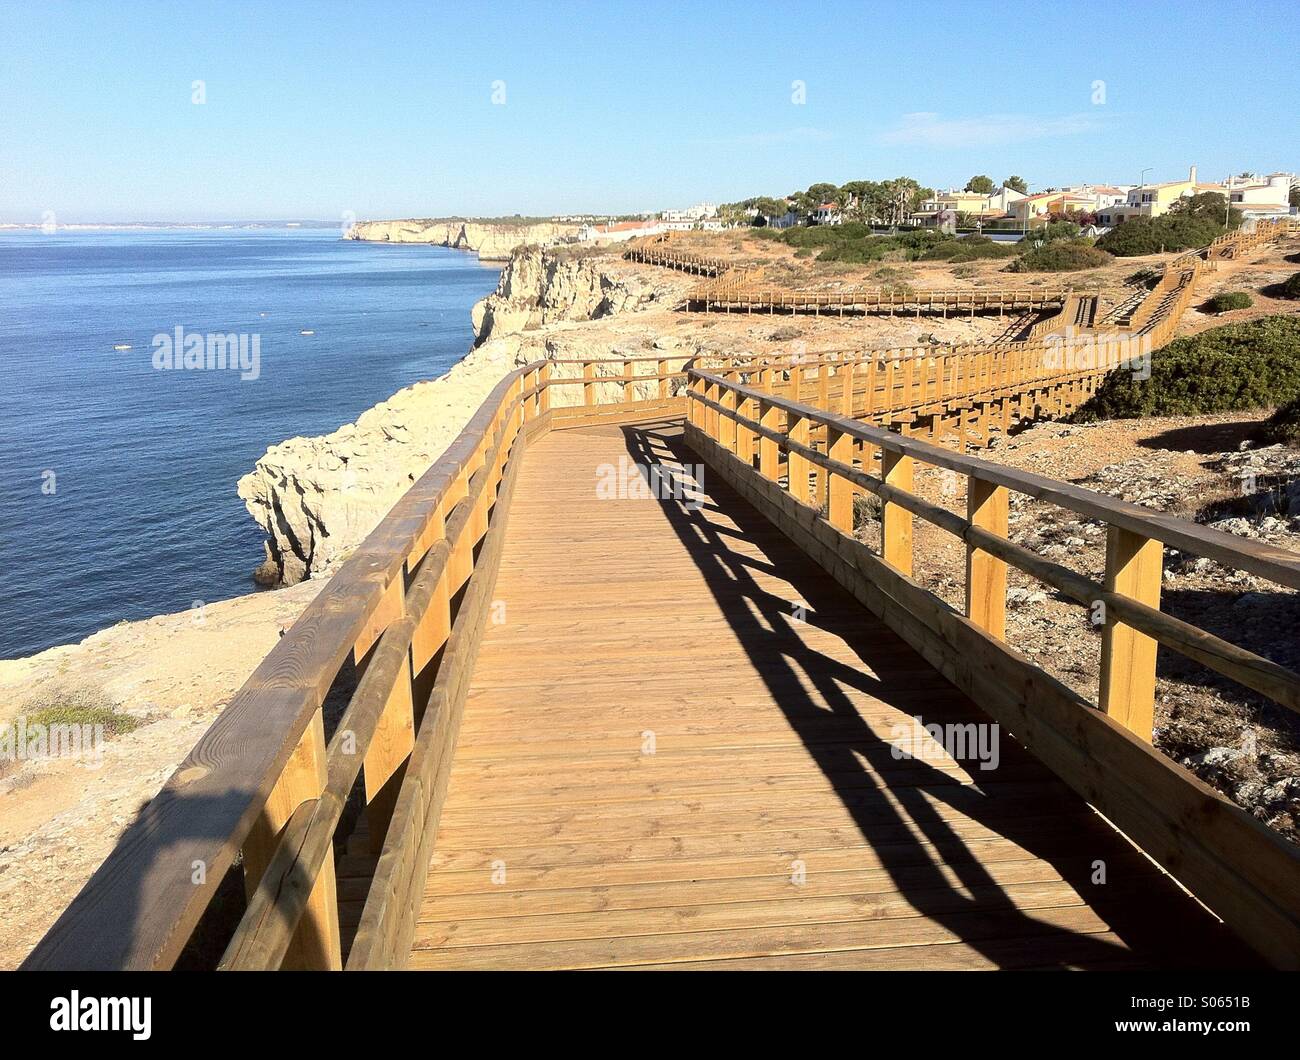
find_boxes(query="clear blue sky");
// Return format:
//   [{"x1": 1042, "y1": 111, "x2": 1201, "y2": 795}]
[{"x1": 2, "y1": 0, "x2": 1297, "y2": 222}]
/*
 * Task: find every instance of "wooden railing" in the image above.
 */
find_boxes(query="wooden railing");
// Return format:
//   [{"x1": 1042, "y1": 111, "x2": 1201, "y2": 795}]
[
  {"x1": 22, "y1": 355, "x2": 692, "y2": 972},
  {"x1": 708, "y1": 335, "x2": 1143, "y2": 448},
  {"x1": 1207, "y1": 217, "x2": 1291, "y2": 259},
  {"x1": 689, "y1": 279, "x2": 1072, "y2": 317},
  {"x1": 684, "y1": 366, "x2": 1300, "y2": 968},
  {"x1": 623, "y1": 239, "x2": 734, "y2": 277}
]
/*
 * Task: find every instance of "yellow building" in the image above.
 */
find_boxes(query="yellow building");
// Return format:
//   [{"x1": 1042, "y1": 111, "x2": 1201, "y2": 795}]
[
  {"x1": 1008, "y1": 191, "x2": 1098, "y2": 226},
  {"x1": 1096, "y1": 166, "x2": 1225, "y2": 225}
]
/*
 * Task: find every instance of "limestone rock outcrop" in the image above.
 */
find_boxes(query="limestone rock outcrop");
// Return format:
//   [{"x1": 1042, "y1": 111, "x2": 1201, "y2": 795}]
[
  {"x1": 346, "y1": 218, "x2": 579, "y2": 261},
  {"x1": 238, "y1": 246, "x2": 692, "y2": 585},
  {"x1": 471, "y1": 248, "x2": 680, "y2": 344}
]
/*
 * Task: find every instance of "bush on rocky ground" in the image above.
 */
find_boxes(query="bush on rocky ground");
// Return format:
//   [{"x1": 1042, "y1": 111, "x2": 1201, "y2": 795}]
[
  {"x1": 1007, "y1": 239, "x2": 1112, "y2": 272},
  {"x1": 1207, "y1": 290, "x2": 1254, "y2": 313},
  {"x1": 1095, "y1": 214, "x2": 1225, "y2": 256},
  {"x1": 1075, "y1": 316, "x2": 1300, "y2": 419},
  {"x1": 1262, "y1": 395, "x2": 1300, "y2": 446}
]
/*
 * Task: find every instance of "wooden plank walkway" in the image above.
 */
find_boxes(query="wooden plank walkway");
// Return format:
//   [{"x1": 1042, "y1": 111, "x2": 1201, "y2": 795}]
[{"x1": 409, "y1": 419, "x2": 1255, "y2": 970}]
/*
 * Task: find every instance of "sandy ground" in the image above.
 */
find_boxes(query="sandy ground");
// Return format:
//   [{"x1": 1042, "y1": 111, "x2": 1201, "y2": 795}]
[{"x1": 0, "y1": 581, "x2": 321, "y2": 969}]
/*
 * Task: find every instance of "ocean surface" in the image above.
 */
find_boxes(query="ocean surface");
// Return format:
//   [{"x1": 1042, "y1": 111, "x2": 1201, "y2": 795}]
[{"x1": 0, "y1": 228, "x2": 500, "y2": 659}]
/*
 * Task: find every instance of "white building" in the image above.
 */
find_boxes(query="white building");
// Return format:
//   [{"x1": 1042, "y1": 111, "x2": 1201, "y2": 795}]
[
  {"x1": 1222, "y1": 173, "x2": 1295, "y2": 219},
  {"x1": 577, "y1": 220, "x2": 664, "y2": 243},
  {"x1": 811, "y1": 202, "x2": 842, "y2": 225},
  {"x1": 660, "y1": 202, "x2": 718, "y2": 223},
  {"x1": 1061, "y1": 184, "x2": 1133, "y2": 210}
]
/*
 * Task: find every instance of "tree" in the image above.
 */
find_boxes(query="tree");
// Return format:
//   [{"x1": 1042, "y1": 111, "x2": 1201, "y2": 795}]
[
  {"x1": 1289, "y1": 185, "x2": 1300, "y2": 209},
  {"x1": 1004, "y1": 175, "x2": 1028, "y2": 194},
  {"x1": 965, "y1": 175, "x2": 995, "y2": 194},
  {"x1": 752, "y1": 196, "x2": 787, "y2": 217},
  {"x1": 1169, "y1": 192, "x2": 1242, "y2": 229},
  {"x1": 804, "y1": 182, "x2": 839, "y2": 207},
  {"x1": 881, "y1": 177, "x2": 926, "y2": 225},
  {"x1": 838, "y1": 180, "x2": 887, "y2": 221}
]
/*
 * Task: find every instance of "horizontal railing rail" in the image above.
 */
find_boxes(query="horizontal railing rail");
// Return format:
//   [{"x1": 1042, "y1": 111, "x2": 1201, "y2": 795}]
[
  {"x1": 22, "y1": 355, "x2": 691, "y2": 972},
  {"x1": 685, "y1": 366, "x2": 1300, "y2": 967}
]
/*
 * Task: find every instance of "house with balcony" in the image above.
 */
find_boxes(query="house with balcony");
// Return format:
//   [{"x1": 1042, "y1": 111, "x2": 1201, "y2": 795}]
[
  {"x1": 1095, "y1": 166, "x2": 1226, "y2": 226},
  {"x1": 911, "y1": 187, "x2": 1020, "y2": 227},
  {"x1": 1062, "y1": 184, "x2": 1132, "y2": 211},
  {"x1": 1008, "y1": 191, "x2": 1101, "y2": 227},
  {"x1": 1221, "y1": 173, "x2": 1295, "y2": 220},
  {"x1": 811, "y1": 202, "x2": 843, "y2": 225}
]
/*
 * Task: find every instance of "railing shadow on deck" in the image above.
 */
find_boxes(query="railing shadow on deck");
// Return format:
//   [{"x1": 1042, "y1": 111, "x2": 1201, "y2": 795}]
[{"x1": 617, "y1": 420, "x2": 1259, "y2": 969}]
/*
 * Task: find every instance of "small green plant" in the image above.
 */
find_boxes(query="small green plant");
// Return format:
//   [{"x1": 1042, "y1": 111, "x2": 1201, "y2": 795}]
[
  {"x1": 1279, "y1": 272, "x2": 1300, "y2": 299},
  {"x1": 24, "y1": 703, "x2": 142, "y2": 736},
  {"x1": 1007, "y1": 239, "x2": 1111, "y2": 272},
  {"x1": 853, "y1": 493, "x2": 883, "y2": 530},
  {"x1": 1261, "y1": 395, "x2": 1300, "y2": 446},
  {"x1": 1207, "y1": 291, "x2": 1253, "y2": 313}
]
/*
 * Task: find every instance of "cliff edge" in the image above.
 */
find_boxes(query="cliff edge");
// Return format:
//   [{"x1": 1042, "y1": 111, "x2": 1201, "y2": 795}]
[
  {"x1": 346, "y1": 218, "x2": 580, "y2": 261},
  {"x1": 237, "y1": 248, "x2": 690, "y2": 584}
]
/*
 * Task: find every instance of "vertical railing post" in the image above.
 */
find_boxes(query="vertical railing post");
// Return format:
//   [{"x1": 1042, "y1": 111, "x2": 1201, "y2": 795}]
[
  {"x1": 446, "y1": 465, "x2": 474, "y2": 591},
  {"x1": 758, "y1": 399, "x2": 779, "y2": 479},
  {"x1": 657, "y1": 359, "x2": 669, "y2": 400},
  {"x1": 966, "y1": 476, "x2": 1008, "y2": 640},
  {"x1": 539, "y1": 360, "x2": 552, "y2": 414},
  {"x1": 736, "y1": 390, "x2": 755, "y2": 467},
  {"x1": 623, "y1": 360, "x2": 634, "y2": 404},
  {"x1": 787, "y1": 413, "x2": 810, "y2": 503},
  {"x1": 1099, "y1": 526, "x2": 1163, "y2": 740},
  {"x1": 349, "y1": 573, "x2": 417, "y2": 858},
  {"x1": 583, "y1": 360, "x2": 595, "y2": 407},
  {"x1": 881, "y1": 442, "x2": 913, "y2": 576},
  {"x1": 410, "y1": 508, "x2": 451, "y2": 680},
  {"x1": 242, "y1": 707, "x2": 342, "y2": 970},
  {"x1": 827, "y1": 426, "x2": 853, "y2": 531},
  {"x1": 720, "y1": 383, "x2": 738, "y2": 453},
  {"x1": 705, "y1": 379, "x2": 719, "y2": 437}
]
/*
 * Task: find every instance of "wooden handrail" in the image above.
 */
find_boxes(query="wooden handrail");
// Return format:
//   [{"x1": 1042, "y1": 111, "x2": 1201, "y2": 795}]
[
  {"x1": 686, "y1": 365, "x2": 1300, "y2": 967},
  {"x1": 691, "y1": 368, "x2": 1300, "y2": 588},
  {"x1": 22, "y1": 355, "x2": 677, "y2": 972}
]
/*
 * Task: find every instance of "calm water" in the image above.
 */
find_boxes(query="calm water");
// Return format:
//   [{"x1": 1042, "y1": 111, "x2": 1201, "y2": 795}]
[{"x1": 0, "y1": 228, "x2": 500, "y2": 658}]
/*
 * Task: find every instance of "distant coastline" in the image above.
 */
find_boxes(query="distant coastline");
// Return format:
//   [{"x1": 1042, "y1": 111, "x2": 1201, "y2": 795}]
[{"x1": 0, "y1": 220, "x2": 343, "y2": 231}]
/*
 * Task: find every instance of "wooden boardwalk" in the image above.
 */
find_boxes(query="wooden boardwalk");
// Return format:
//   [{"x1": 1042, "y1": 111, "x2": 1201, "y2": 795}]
[{"x1": 410, "y1": 420, "x2": 1253, "y2": 970}]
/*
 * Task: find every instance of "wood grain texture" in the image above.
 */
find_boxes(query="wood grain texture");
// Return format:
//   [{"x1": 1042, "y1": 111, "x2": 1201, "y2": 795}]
[
  {"x1": 409, "y1": 421, "x2": 1255, "y2": 970},
  {"x1": 689, "y1": 420, "x2": 1300, "y2": 969}
]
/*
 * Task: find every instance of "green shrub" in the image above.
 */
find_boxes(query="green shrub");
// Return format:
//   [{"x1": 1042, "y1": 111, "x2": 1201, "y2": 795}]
[
  {"x1": 1207, "y1": 291, "x2": 1253, "y2": 313},
  {"x1": 919, "y1": 235, "x2": 1020, "y2": 262},
  {"x1": 1261, "y1": 396, "x2": 1300, "y2": 446},
  {"x1": 1096, "y1": 214, "x2": 1226, "y2": 256},
  {"x1": 1007, "y1": 239, "x2": 1111, "y2": 272},
  {"x1": 1019, "y1": 220, "x2": 1081, "y2": 245},
  {"x1": 1279, "y1": 272, "x2": 1300, "y2": 299},
  {"x1": 1075, "y1": 316, "x2": 1300, "y2": 419}
]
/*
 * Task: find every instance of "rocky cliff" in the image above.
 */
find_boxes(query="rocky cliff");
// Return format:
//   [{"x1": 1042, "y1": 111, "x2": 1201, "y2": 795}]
[
  {"x1": 238, "y1": 247, "x2": 691, "y2": 584},
  {"x1": 471, "y1": 247, "x2": 680, "y2": 344},
  {"x1": 346, "y1": 218, "x2": 580, "y2": 261}
]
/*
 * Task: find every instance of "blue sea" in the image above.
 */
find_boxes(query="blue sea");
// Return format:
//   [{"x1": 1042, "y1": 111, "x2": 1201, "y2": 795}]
[{"x1": 0, "y1": 228, "x2": 501, "y2": 659}]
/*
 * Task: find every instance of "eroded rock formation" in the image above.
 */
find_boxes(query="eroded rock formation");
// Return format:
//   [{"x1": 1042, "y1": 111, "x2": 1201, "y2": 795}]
[
  {"x1": 237, "y1": 247, "x2": 690, "y2": 584},
  {"x1": 346, "y1": 218, "x2": 579, "y2": 261}
]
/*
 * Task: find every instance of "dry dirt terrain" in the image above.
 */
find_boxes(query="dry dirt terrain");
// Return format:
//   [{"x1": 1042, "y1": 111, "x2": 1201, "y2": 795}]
[
  {"x1": 0, "y1": 582, "x2": 322, "y2": 968},
  {"x1": 876, "y1": 412, "x2": 1300, "y2": 842}
]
